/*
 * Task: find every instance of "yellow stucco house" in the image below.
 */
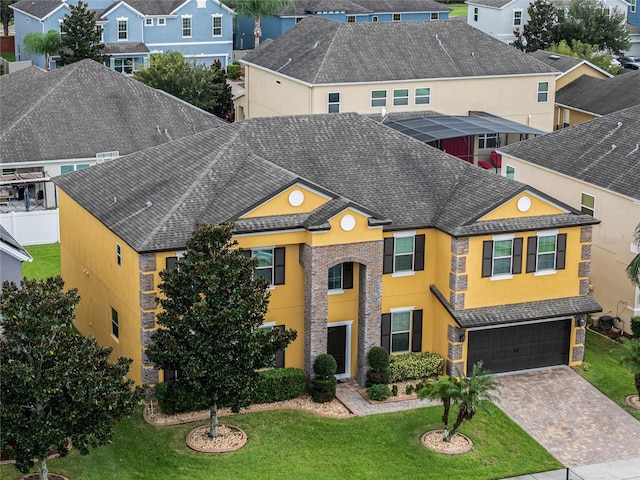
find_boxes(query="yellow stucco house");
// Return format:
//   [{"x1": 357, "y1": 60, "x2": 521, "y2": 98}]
[
  {"x1": 53, "y1": 113, "x2": 600, "y2": 390},
  {"x1": 236, "y1": 16, "x2": 560, "y2": 132},
  {"x1": 499, "y1": 105, "x2": 640, "y2": 335}
]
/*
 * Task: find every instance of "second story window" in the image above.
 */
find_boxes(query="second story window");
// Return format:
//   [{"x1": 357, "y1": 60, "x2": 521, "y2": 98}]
[
  {"x1": 431, "y1": 12, "x2": 439, "y2": 20},
  {"x1": 581, "y1": 192, "x2": 595, "y2": 216},
  {"x1": 158, "y1": 18, "x2": 166, "y2": 26},
  {"x1": 328, "y1": 262, "x2": 354, "y2": 292},
  {"x1": 182, "y1": 16, "x2": 192, "y2": 38},
  {"x1": 537, "y1": 81, "x2": 549, "y2": 103},
  {"x1": 346, "y1": 15, "x2": 356, "y2": 22},
  {"x1": 111, "y1": 308, "x2": 119, "y2": 339},
  {"x1": 212, "y1": 15, "x2": 222, "y2": 36},
  {"x1": 415, "y1": 87, "x2": 430, "y2": 105},
  {"x1": 116, "y1": 243, "x2": 122, "y2": 266},
  {"x1": 117, "y1": 18, "x2": 128, "y2": 40},
  {"x1": 473, "y1": 7, "x2": 478, "y2": 21},
  {"x1": 482, "y1": 235, "x2": 523, "y2": 278},
  {"x1": 371, "y1": 90, "x2": 387, "y2": 107},
  {"x1": 328, "y1": 92, "x2": 340, "y2": 113},
  {"x1": 478, "y1": 133, "x2": 498, "y2": 149},
  {"x1": 383, "y1": 234, "x2": 425, "y2": 275},
  {"x1": 526, "y1": 232, "x2": 567, "y2": 273},
  {"x1": 513, "y1": 9, "x2": 522, "y2": 26},
  {"x1": 244, "y1": 247, "x2": 286, "y2": 286},
  {"x1": 145, "y1": 18, "x2": 153, "y2": 26},
  {"x1": 393, "y1": 88, "x2": 409, "y2": 106},
  {"x1": 392, "y1": 13, "x2": 401, "y2": 21}
]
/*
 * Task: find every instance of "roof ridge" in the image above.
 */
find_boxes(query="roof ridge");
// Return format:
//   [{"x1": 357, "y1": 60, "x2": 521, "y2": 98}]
[{"x1": 311, "y1": 19, "x2": 341, "y2": 84}]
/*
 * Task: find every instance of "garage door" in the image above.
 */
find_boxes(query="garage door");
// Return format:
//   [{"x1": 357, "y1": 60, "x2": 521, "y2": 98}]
[{"x1": 467, "y1": 319, "x2": 571, "y2": 374}]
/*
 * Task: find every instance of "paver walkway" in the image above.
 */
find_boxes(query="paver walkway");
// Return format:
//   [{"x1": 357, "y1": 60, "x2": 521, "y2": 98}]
[
  {"x1": 336, "y1": 379, "x2": 438, "y2": 416},
  {"x1": 496, "y1": 367, "x2": 640, "y2": 467}
]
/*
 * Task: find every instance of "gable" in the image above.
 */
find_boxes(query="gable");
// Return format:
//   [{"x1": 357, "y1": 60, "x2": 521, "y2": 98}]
[
  {"x1": 310, "y1": 207, "x2": 381, "y2": 247},
  {"x1": 479, "y1": 191, "x2": 570, "y2": 222},
  {"x1": 241, "y1": 183, "x2": 332, "y2": 219},
  {"x1": 100, "y1": 2, "x2": 145, "y2": 19}
]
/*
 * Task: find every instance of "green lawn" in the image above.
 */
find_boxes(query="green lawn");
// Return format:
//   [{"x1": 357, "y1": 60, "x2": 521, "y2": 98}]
[
  {"x1": 575, "y1": 329, "x2": 640, "y2": 420},
  {"x1": 1, "y1": 52, "x2": 16, "y2": 62},
  {"x1": 21, "y1": 243, "x2": 61, "y2": 280},
  {"x1": 447, "y1": 3, "x2": 468, "y2": 17},
  {"x1": 0, "y1": 406, "x2": 561, "y2": 480}
]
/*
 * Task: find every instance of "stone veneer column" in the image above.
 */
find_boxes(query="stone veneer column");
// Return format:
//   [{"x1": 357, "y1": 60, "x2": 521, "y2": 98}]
[
  {"x1": 139, "y1": 253, "x2": 158, "y2": 400},
  {"x1": 299, "y1": 241, "x2": 383, "y2": 385}
]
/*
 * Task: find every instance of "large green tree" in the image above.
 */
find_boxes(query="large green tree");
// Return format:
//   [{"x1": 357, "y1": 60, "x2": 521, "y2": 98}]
[
  {"x1": 513, "y1": 0, "x2": 559, "y2": 52},
  {"x1": 548, "y1": 39, "x2": 621, "y2": 75},
  {"x1": 556, "y1": 0, "x2": 630, "y2": 54},
  {"x1": 227, "y1": 0, "x2": 294, "y2": 47},
  {"x1": 627, "y1": 223, "x2": 640, "y2": 287},
  {"x1": 0, "y1": 276, "x2": 143, "y2": 480},
  {"x1": 135, "y1": 52, "x2": 234, "y2": 120},
  {"x1": 146, "y1": 223, "x2": 296, "y2": 438},
  {"x1": 58, "y1": 0, "x2": 106, "y2": 66},
  {"x1": 0, "y1": 0, "x2": 16, "y2": 36},
  {"x1": 23, "y1": 30, "x2": 62, "y2": 71}
]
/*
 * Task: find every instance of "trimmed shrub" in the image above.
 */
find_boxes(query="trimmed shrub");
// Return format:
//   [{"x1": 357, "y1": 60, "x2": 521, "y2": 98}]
[
  {"x1": 314, "y1": 354, "x2": 337, "y2": 379},
  {"x1": 405, "y1": 384, "x2": 414, "y2": 395},
  {"x1": 252, "y1": 368, "x2": 306, "y2": 404},
  {"x1": 155, "y1": 380, "x2": 208, "y2": 414},
  {"x1": 311, "y1": 378, "x2": 337, "y2": 403},
  {"x1": 226, "y1": 62, "x2": 242, "y2": 79},
  {"x1": 368, "y1": 346, "x2": 390, "y2": 371},
  {"x1": 631, "y1": 316, "x2": 640, "y2": 338},
  {"x1": 367, "y1": 384, "x2": 392, "y2": 401},
  {"x1": 391, "y1": 384, "x2": 398, "y2": 397},
  {"x1": 388, "y1": 352, "x2": 444, "y2": 382}
]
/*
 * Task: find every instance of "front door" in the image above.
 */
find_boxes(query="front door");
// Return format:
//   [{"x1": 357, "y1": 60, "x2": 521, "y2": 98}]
[{"x1": 327, "y1": 325, "x2": 347, "y2": 377}]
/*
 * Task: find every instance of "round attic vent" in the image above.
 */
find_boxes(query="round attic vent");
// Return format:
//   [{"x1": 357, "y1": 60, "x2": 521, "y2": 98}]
[
  {"x1": 288, "y1": 190, "x2": 304, "y2": 207},
  {"x1": 517, "y1": 196, "x2": 532, "y2": 212},
  {"x1": 340, "y1": 214, "x2": 356, "y2": 232}
]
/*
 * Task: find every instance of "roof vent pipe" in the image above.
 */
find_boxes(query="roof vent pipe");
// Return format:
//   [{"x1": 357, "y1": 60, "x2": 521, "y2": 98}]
[
  {"x1": 617, "y1": 121, "x2": 623, "y2": 128},
  {"x1": 611, "y1": 144, "x2": 616, "y2": 150},
  {"x1": 633, "y1": 144, "x2": 639, "y2": 152}
]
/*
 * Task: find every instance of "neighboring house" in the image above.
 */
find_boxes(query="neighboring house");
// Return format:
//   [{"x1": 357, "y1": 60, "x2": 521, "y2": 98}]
[
  {"x1": 628, "y1": 10, "x2": 640, "y2": 56},
  {"x1": 234, "y1": 0, "x2": 450, "y2": 50},
  {"x1": 554, "y1": 70, "x2": 640, "y2": 127},
  {"x1": 0, "y1": 59, "x2": 226, "y2": 213},
  {"x1": 0, "y1": 224, "x2": 32, "y2": 285},
  {"x1": 53, "y1": 112, "x2": 600, "y2": 389},
  {"x1": 236, "y1": 17, "x2": 560, "y2": 133},
  {"x1": 529, "y1": 49, "x2": 612, "y2": 129},
  {"x1": 465, "y1": 0, "x2": 630, "y2": 46},
  {"x1": 11, "y1": 0, "x2": 234, "y2": 73},
  {"x1": 498, "y1": 105, "x2": 640, "y2": 334}
]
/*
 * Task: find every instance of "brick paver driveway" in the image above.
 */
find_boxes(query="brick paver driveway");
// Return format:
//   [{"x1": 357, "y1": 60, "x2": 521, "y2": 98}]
[{"x1": 497, "y1": 367, "x2": 640, "y2": 467}]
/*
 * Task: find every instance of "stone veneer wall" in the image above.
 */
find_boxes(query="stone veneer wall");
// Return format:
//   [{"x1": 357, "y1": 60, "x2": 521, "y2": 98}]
[
  {"x1": 299, "y1": 241, "x2": 383, "y2": 385},
  {"x1": 445, "y1": 238, "x2": 469, "y2": 374},
  {"x1": 139, "y1": 254, "x2": 158, "y2": 401}
]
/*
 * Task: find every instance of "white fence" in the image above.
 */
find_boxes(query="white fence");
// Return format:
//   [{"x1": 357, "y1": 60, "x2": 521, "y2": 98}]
[{"x1": 0, "y1": 210, "x2": 60, "y2": 246}]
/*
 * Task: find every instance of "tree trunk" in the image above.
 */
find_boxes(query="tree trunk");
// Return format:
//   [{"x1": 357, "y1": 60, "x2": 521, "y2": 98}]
[
  {"x1": 254, "y1": 16, "x2": 262, "y2": 47},
  {"x1": 2, "y1": 22, "x2": 8, "y2": 37},
  {"x1": 446, "y1": 410, "x2": 466, "y2": 442},
  {"x1": 39, "y1": 456, "x2": 49, "y2": 480},
  {"x1": 45, "y1": 54, "x2": 50, "y2": 72},
  {"x1": 441, "y1": 399, "x2": 451, "y2": 441},
  {"x1": 635, "y1": 373, "x2": 640, "y2": 399},
  {"x1": 209, "y1": 403, "x2": 220, "y2": 438}
]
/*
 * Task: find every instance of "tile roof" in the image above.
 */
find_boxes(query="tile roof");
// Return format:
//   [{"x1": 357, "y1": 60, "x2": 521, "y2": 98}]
[
  {"x1": 431, "y1": 285, "x2": 602, "y2": 327},
  {"x1": 278, "y1": 0, "x2": 449, "y2": 15},
  {"x1": 241, "y1": 16, "x2": 558, "y2": 84},
  {"x1": 11, "y1": 0, "x2": 67, "y2": 18},
  {"x1": 555, "y1": 72, "x2": 640, "y2": 116},
  {"x1": 54, "y1": 113, "x2": 596, "y2": 253},
  {"x1": 498, "y1": 104, "x2": 640, "y2": 201},
  {"x1": 0, "y1": 59, "x2": 227, "y2": 164}
]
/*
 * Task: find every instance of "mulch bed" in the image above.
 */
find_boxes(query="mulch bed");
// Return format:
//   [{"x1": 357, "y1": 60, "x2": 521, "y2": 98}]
[
  {"x1": 20, "y1": 475, "x2": 69, "y2": 480},
  {"x1": 420, "y1": 430, "x2": 473, "y2": 455},
  {"x1": 625, "y1": 394, "x2": 640, "y2": 410},
  {"x1": 186, "y1": 424, "x2": 247, "y2": 453}
]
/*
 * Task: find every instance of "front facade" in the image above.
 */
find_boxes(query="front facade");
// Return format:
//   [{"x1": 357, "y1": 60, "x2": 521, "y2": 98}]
[
  {"x1": 237, "y1": 17, "x2": 559, "y2": 132},
  {"x1": 11, "y1": 0, "x2": 234, "y2": 73},
  {"x1": 234, "y1": 0, "x2": 450, "y2": 50},
  {"x1": 499, "y1": 105, "x2": 640, "y2": 334},
  {"x1": 54, "y1": 113, "x2": 599, "y2": 389}
]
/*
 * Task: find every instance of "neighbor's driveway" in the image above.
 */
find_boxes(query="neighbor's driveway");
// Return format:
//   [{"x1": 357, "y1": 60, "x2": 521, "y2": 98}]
[{"x1": 497, "y1": 367, "x2": 640, "y2": 467}]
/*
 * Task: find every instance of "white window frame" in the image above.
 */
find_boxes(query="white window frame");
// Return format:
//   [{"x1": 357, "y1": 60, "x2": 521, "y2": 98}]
[
  {"x1": 491, "y1": 233, "x2": 515, "y2": 280},
  {"x1": 534, "y1": 230, "x2": 558, "y2": 275},
  {"x1": 371, "y1": 89, "x2": 387, "y2": 107},
  {"x1": 431, "y1": 12, "x2": 439, "y2": 20},
  {"x1": 506, "y1": 165, "x2": 515, "y2": 179},
  {"x1": 252, "y1": 247, "x2": 275, "y2": 287},
  {"x1": 392, "y1": 232, "x2": 415, "y2": 275},
  {"x1": 181, "y1": 15, "x2": 192, "y2": 38},
  {"x1": 389, "y1": 307, "x2": 415, "y2": 354},
  {"x1": 392, "y1": 13, "x2": 401, "y2": 21},
  {"x1": 212, "y1": 14, "x2": 222, "y2": 37},
  {"x1": 346, "y1": 15, "x2": 356, "y2": 22},
  {"x1": 58, "y1": 19, "x2": 64, "y2": 34},
  {"x1": 117, "y1": 17, "x2": 128, "y2": 41},
  {"x1": 372, "y1": 15, "x2": 378, "y2": 22},
  {"x1": 158, "y1": 18, "x2": 166, "y2": 26},
  {"x1": 478, "y1": 133, "x2": 498, "y2": 149},
  {"x1": 111, "y1": 307, "x2": 119, "y2": 340},
  {"x1": 328, "y1": 263, "x2": 344, "y2": 294},
  {"x1": 393, "y1": 88, "x2": 409, "y2": 106},
  {"x1": 580, "y1": 192, "x2": 595, "y2": 216},
  {"x1": 144, "y1": 18, "x2": 153, "y2": 26},
  {"x1": 537, "y1": 81, "x2": 549, "y2": 103},
  {"x1": 328, "y1": 92, "x2": 340, "y2": 113},
  {"x1": 415, "y1": 87, "x2": 430, "y2": 105},
  {"x1": 632, "y1": 0, "x2": 637, "y2": 13},
  {"x1": 473, "y1": 7, "x2": 478, "y2": 21},
  {"x1": 513, "y1": 9, "x2": 523, "y2": 26},
  {"x1": 116, "y1": 243, "x2": 122, "y2": 266}
]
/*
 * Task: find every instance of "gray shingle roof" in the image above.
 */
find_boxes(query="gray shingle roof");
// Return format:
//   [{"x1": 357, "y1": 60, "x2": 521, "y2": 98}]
[
  {"x1": 464, "y1": 0, "x2": 513, "y2": 8},
  {"x1": 11, "y1": 0, "x2": 67, "y2": 19},
  {"x1": 279, "y1": 0, "x2": 449, "y2": 15},
  {"x1": 0, "y1": 59, "x2": 227, "y2": 164},
  {"x1": 529, "y1": 50, "x2": 583, "y2": 74},
  {"x1": 0, "y1": 225, "x2": 32, "y2": 261},
  {"x1": 241, "y1": 16, "x2": 558, "y2": 84},
  {"x1": 100, "y1": 0, "x2": 185, "y2": 16},
  {"x1": 431, "y1": 285, "x2": 602, "y2": 327},
  {"x1": 102, "y1": 42, "x2": 150, "y2": 55},
  {"x1": 555, "y1": 72, "x2": 640, "y2": 116},
  {"x1": 54, "y1": 113, "x2": 596, "y2": 253},
  {"x1": 499, "y1": 104, "x2": 640, "y2": 201}
]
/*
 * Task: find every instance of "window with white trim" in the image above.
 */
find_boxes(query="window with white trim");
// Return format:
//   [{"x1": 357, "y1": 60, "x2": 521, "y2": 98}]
[
  {"x1": 383, "y1": 234, "x2": 425, "y2": 275},
  {"x1": 116, "y1": 243, "x2": 122, "y2": 266},
  {"x1": 536, "y1": 234, "x2": 557, "y2": 271},
  {"x1": 513, "y1": 9, "x2": 523, "y2": 26},
  {"x1": 492, "y1": 239, "x2": 513, "y2": 275},
  {"x1": 328, "y1": 264, "x2": 343, "y2": 290},
  {"x1": 431, "y1": 12, "x2": 439, "y2": 20},
  {"x1": 371, "y1": 89, "x2": 387, "y2": 107},
  {"x1": 61, "y1": 164, "x2": 89, "y2": 174},
  {"x1": 372, "y1": 15, "x2": 378, "y2": 22},
  {"x1": 381, "y1": 308, "x2": 423, "y2": 353},
  {"x1": 537, "y1": 81, "x2": 549, "y2": 103},
  {"x1": 393, "y1": 88, "x2": 409, "y2": 106},
  {"x1": 478, "y1": 133, "x2": 498, "y2": 149},
  {"x1": 212, "y1": 15, "x2": 222, "y2": 36},
  {"x1": 114, "y1": 57, "x2": 139, "y2": 75},
  {"x1": 253, "y1": 248, "x2": 274, "y2": 285},
  {"x1": 346, "y1": 15, "x2": 355, "y2": 22},
  {"x1": 158, "y1": 18, "x2": 166, "y2": 26},
  {"x1": 111, "y1": 308, "x2": 119, "y2": 339},
  {"x1": 415, "y1": 87, "x2": 430, "y2": 105},
  {"x1": 117, "y1": 18, "x2": 128, "y2": 40},
  {"x1": 58, "y1": 19, "x2": 64, "y2": 33},
  {"x1": 482, "y1": 234, "x2": 523, "y2": 278},
  {"x1": 506, "y1": 165, "x2": 515, "y2": 179},
  {"x1": 392, "y1": 13, "x2": 401, "y2": 21},
  {"x1": 581, "y1": 192, "x2": 595, "y2": 216},
  {"x1": 145, "y1": 18, "x2": 153, "y2": 26},
  {"x1": 632, "y1": 0, "x2": 637, "y2": 13},
  {"x1": 473, "y1": 7, "x2": 478, "y2": 21},
  {"x1": 394, "y1": 236, "x2": 414, "y2": 272},
  {"x1": 526, "y1": 231, "x2": 567, "y2": 273},
  {"x1": 182, "y1": 15, "x2": 192, "y2": 37},
  {"x1": 391, "y1": 310, "x2": 411, "y2": 353},
  {"x1": 328, "y1": 92, "x2": 340, "y2": 113}
]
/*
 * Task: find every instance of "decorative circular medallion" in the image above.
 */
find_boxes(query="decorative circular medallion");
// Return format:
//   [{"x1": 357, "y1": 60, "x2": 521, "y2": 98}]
[
  {"x1": 517, "y1": 196, "x2": 532, "y2": 212},
  {"x1": 340, "y1": 214, "x2": 356, "y2": 231},
  {"x1": 288, "y1": 190, "x2": 304, "y2": 207}
]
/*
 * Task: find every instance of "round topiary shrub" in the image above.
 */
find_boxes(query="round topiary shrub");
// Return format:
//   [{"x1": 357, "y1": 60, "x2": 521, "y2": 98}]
[
  {"x1": 368, "y1": 346, "x2": 390, "y2": 371},
  {"x1": 314, "y1": 354, "x2": 337, "y2": 379},
  {"x1": 367, "y1": 384, "x2": 392, "y2": 402}
]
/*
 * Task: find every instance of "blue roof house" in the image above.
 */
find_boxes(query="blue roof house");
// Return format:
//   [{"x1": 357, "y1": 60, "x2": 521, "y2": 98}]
[
  {"x1": 234, "y1": 0, "x2": 450, "y2": 50},
  {"x1": 11, "y1": 0, "x2": 234, "y2": 73}
]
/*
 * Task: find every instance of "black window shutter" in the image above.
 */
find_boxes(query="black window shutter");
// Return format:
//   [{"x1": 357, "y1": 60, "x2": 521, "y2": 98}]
[
  {"x1": 512, "y1": 237, "x2": 523, "y2": 274},
  {"x1": 275, "y1": 325, "x2": 285, "y2": 368},
  {"x1": 411, "y1": 310, "x2": 423, "y2": 352},
  {"x1": 381, "y1": 313, "x2": 391, "y2": 353},
  {"x1": 342, "y1": 262, "x2": 353, "y2": 289},
  {"x1": 414, "y1": 234, "x2": 425, "y2": 271},
  {"x1": 241, "y1": 250, "x2": 252, "y2": 260},
  {"x1": 383, "y1": 238, "x2": 394, "y2": 274},
  {"x1": 274, "y1": 247, "x2": 286, "y2": 285},
  {"x1": 482, "y1": 241, "x2": 493, "y2": 277},
  {"x1": 166, "y1": 257, "x2": 178, "y2": 270},
  {"x1": 526, "y1": 237, "x2": 538, "y2": 273},
  {"x1": 556, "y1": 233, "x2": 567, "y2": 270}
]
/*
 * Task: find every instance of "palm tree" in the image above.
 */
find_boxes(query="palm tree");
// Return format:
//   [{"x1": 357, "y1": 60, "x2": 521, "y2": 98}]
[
  {"x1": 614, "y1": 338, "x2": 640, "y2": 399},
  {"x1": 626, "y1": 223, "x2": 640, "y2": 287},
  {"x1": 447, "y1": 362, "x2": 500, "y2": 442},
  {"x1": 419, "y1": 375, "x2": 459, "y2": 440},
  {"x1": 23, "y1": 30, "x2": 62, "y2": 71},
  {"x1": 233, "y1": 0, "x2": 294, "y2": 47}
]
